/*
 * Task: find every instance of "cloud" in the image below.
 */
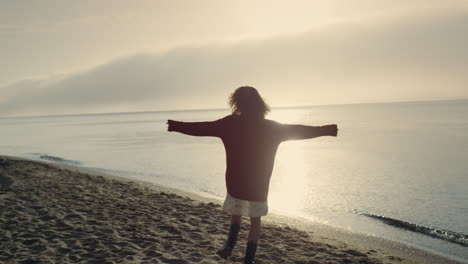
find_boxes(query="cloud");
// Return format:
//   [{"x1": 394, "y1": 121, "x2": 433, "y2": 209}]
[{"x1": 1, "y1": 11, "x2": 467, "y2": 116}]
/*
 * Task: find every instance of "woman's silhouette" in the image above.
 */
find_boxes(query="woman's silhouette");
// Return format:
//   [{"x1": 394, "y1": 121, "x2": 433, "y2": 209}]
[{"x1": 167, "y1": 86, "x2": 338, "y2": 264}]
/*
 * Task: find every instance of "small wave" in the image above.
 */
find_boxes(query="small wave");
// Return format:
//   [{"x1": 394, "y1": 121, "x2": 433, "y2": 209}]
[
  {"x1": 39, "y1": 155, "x2": 82, "y2": 166},
  {"x1": 356, "y1": 212, "x2": 468, "y2": 247}
]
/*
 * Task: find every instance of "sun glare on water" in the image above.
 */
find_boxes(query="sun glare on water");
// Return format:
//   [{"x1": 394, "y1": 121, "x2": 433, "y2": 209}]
[
  {"x1": 268, "y1": 108, "x2": 311, "y2": 215},
  {"x1": 270, "y1": 142, "x2": 309, "y2": 215}
]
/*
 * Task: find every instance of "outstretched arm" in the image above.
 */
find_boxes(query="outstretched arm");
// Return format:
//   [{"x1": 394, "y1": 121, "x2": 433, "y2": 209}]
[
  {"x1": 280, "y1": 124, "x2": 338, "y2": 141},
  {"x1": 167, "y1": 119, "x2": 222, "y2": 137}
]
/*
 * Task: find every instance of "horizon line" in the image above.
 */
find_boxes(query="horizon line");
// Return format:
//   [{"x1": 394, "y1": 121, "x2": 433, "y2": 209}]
[{"x1": 1, "y1": 97, "x2": 467, "y2": 119}]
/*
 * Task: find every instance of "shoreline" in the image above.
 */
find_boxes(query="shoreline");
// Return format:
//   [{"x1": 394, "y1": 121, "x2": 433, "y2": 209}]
[{"x1": 0, "y1": 155, "x2": 463, "y2": 264}]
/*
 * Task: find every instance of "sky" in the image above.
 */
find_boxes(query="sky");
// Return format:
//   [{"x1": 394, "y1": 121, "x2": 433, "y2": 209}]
[{"x1": 1, "y1": 0, "x2": 468, "y2": 117}]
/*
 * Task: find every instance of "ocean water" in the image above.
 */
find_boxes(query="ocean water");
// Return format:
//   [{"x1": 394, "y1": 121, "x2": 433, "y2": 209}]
[{"x1": 0, "y1": 100, "x2": 467, "y2": 262}]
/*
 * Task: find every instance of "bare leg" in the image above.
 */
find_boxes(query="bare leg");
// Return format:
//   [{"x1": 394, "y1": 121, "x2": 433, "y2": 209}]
[
  {"x1": 247, "y1": 217, "x2": 261, "y2": 243},
  {"x1": 231, "y1": 215, "x2": 242, "y2": 225},
  {"x1": 216, "y1": 215, "x2": 242, "y2": 259},
  {"x1": 245, "y1": 217, "x2": 261, "y2": 264}
]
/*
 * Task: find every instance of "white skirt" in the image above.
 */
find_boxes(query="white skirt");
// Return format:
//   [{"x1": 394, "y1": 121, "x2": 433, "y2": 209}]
[{"x1": 222, "y1": 193, "x2": 268, "y2": 217}]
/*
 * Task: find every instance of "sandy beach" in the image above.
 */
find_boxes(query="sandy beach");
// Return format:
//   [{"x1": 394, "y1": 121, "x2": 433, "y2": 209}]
[{"x1": 0, "y1": 156, "x2": 462, "y2": 264}]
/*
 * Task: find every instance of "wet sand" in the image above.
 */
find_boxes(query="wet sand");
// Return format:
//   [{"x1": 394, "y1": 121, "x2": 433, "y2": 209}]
[{"x1": 0, "y1": 156, "x2": 461, "y2": 263}]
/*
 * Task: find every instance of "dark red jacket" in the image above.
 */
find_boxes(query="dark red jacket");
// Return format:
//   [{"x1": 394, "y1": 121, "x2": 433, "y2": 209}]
[{"x1": 169, "y1": 115, "x2": 336, "y2": 202}]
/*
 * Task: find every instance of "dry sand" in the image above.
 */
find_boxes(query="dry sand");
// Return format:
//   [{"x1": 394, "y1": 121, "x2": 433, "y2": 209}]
[{"x1": 0, "y1": 156, "x2": 461, "y2": 264}]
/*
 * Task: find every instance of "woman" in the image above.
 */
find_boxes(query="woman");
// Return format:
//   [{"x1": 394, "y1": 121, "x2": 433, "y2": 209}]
[{"x1": 167, "y1": 86, "x2": 338, "y2": 263}]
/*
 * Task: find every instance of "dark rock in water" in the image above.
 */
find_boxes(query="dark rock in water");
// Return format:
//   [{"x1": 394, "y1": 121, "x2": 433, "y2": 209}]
[{"x1": 358, "y1": 212, "x2": 468, "y2": 247}]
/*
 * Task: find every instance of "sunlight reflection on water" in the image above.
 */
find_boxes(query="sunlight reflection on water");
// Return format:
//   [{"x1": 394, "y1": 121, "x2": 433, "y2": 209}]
[{"x1": 269, "y1": 142, "x2": 308, "y2": 214}]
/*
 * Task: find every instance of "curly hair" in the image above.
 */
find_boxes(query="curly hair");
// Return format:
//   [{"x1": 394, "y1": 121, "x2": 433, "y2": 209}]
[{"x1": 228, "y1": 86, "x2": 270, "y2": 119}]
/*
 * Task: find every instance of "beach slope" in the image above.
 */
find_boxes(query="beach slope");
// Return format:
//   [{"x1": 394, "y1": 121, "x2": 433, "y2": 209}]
[{"x1": 0, "y1": 156, "x2": 458, "y2": 263}]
